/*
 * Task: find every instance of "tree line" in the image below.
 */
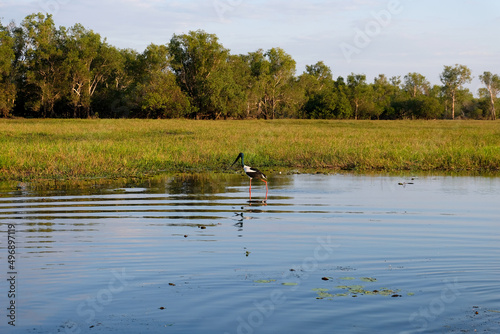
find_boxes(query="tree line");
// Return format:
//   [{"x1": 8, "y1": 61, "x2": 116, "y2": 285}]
[{"x1": 1, "y1": 13, "x2": 499, "y2": 120}]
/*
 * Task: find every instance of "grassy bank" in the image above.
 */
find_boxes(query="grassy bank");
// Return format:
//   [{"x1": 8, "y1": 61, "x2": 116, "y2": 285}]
[{"x1": 1, "y1": 119, "x2": 499, "y2": 181}]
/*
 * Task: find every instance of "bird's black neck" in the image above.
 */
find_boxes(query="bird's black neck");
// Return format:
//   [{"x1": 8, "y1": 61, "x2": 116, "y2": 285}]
[{"x1": 239, "y1": 154, "x2": 245, "y2": 167}]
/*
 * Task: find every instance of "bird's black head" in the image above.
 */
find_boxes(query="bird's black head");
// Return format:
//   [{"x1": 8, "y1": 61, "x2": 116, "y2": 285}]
[{"x1": 231, "y1": 152, "x2": 244, "y2": 167}]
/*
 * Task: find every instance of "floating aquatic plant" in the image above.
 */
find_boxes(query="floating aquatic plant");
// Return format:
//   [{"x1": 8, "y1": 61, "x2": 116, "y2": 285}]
[
  {"x1": 313, "y1": 276, "x2": 413, "y2": 299},
  {"x1": 253, "y1": 279, "x2": 276, "y2": 283},
  {"x1": 360, "y1": 277, "x2": 377, "y2": 282}
]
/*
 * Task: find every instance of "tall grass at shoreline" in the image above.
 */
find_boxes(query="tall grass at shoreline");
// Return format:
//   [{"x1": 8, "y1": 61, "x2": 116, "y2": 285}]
[{"x1": 1, "y1": 119, "x2": 499, "y2": 181}]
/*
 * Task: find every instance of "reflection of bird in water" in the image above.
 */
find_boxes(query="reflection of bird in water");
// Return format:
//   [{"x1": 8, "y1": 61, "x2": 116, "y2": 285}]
[
  {"x1": 234, "y1": 212, "x2": 244, "y2": 228},
  {"x1": 231, "y1": 152, "x2": 268, "y2": 201}
]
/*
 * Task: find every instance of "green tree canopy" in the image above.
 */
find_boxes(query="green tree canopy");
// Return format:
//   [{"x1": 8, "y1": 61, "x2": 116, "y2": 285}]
[
  {"x1": 130, "y1": 43, "x2": 190, "y2": 118},
  {"x1": 347, "y1": 73, "x2": 373, "y2": 119},
  {"x1": 403, "y1": 72, "x2": 430, "y2": 98},
  {"x1": 0, "y1": 20, "x2": 16, "y2": 117},
  {"x1": 301, "y1": 61, "x2": 336, "y2": 119},
  {"x1": 0, "y1": 13, "x2": 495, "y2": 121},
  {"x1": 168, "y1": 30, "x2": 234, "y2": 119},
  {"x1": 20, "y1": 13, "x2": 64, "y2": 117},
  {"x1": 440, "y1": 64, "x2": 472, "y2": 119},
  {"x1": 479, "y1": 71, "x2": 500, "y2": 120}
]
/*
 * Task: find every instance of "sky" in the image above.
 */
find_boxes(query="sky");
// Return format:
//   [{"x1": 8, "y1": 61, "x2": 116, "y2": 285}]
[{"x1": 1, "y1": 0, "x2": 499, "y2": 95}]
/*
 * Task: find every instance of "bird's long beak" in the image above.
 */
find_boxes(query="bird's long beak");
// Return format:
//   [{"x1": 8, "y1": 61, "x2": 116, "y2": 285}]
[{"x1": 230, "y1": 156, "x2": 240, "y2": 167}]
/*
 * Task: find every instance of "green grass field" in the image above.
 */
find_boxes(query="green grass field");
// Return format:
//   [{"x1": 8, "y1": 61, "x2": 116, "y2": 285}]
[{"x1": 1, "y1": 119, "x2": 499, "y2": 182}]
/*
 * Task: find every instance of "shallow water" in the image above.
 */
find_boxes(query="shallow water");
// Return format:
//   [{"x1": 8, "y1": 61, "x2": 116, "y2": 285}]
[{"x1": 0, "y1": 173, "x2": 499, "y2": 333}]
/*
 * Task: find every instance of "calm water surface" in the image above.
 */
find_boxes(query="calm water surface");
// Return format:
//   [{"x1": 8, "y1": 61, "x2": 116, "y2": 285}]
[{"x1": 0, "y1": 173, "x2": 499, "y2": 333}]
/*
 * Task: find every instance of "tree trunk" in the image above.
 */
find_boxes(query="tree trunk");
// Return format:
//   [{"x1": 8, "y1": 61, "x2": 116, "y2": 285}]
[
  {"x1": 354, "y1": 100, "x2": 359, "y2": 120},
  {"x1": 451, "y1": 91, "x2": 456, "y2": 119},
  {"x1": 489, "y1": 89, "x2": 496, "y2": 120}
]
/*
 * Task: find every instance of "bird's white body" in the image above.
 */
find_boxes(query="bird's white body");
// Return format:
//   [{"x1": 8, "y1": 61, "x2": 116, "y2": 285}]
[
  {"x1": 243, "y1": 165, "x2": 253, "y2": 175},
  {"x1": 243, "y1": 165, "x2": 267, "y2": 180}
]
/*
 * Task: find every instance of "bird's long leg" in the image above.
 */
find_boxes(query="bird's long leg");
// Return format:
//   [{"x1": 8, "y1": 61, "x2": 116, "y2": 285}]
[
  {"x1": 249, "y1": 178, "x2": 252, "y2": 201},
  {"x1": 263, "y1": 179, "x2": 268, "y2": 201}
]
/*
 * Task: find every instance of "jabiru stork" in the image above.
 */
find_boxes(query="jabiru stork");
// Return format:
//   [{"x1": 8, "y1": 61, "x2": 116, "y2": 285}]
[{"x1": 231, "y1": 153, "x2": 268, "y2": 200}]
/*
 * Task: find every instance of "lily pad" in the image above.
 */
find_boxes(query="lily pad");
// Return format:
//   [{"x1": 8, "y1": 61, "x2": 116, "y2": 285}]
[
  {"x1": 312, "y1": 276, "x2": 411, "y2": 299},
  {"x1": 312, "y1": 288, "x2": 334, "y2": 299},
  {"x1": 316, "y1": 291, "x2": 333, "y2": 299},
  {"x1": 360, "y1": 277, "x2": 377, "y2": 282},
  {"x1": 378, "y1": 288, "x2": 398, "y2": 296},
  {"x1": 253, "y1": 279, "x2": 276, "y2": 283},
  {"x1": 282, "y1": 282, "x2": 298, "y2": 286},
  {"x1": 345, "y1": 285, "x2": 365, "y2": 294}
]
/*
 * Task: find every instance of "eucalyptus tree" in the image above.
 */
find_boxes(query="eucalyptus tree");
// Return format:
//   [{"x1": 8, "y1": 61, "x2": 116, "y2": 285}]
[
  {"x1": 301, "y1": 82, "x2": 336, "y2": 119},
  {"x1": 243, "y1": 49, "x2": 268, "y2": 118},
  {"x1": 372, "y1": 74, "x2": 396, "y2": 119},
  {"x1": 333, "y1": 77, "x2": 352, "y2": 119},
  {"x1": 403, "y1": 72, "x2": 430, "y2": 98},
  {"x1": 130, "y1": 43, "x2": 190, "y2": 118},
  {"x1": 300, "y1": 61, "x2": 336, "y2": 118},
  {"x1": 241, "y1": 47, "x2": 297, "y2": 119},
  {"x1": 168, "y1": 30, "x2": 236, "y2": 119},
  {"x1": 400, "y1": 72, "x2": 442, "y2": 119},
  {"x1": 225, "y1": 54, "x2": 253, "y2": 118},
  {"x1": 0, "y1": 21, "x2": 16, "y2": 117},
  {"x1": 261, "y1": 47, "x2": 296, "y2": 119},
  {"x1": 390, "y1": 75, "x2": 402, "y2": 88},
  {"x1": 90, "y1": 48, "x2": 138, "y2": 118},
  {"x1": 62, "y1": 24, "x2": 121, "y2": 117},
  {"x1": 222, "y1": 54, "x2": 251, "y2": 118},
  {"x1": 440, "y1": 64, "x2": 472, "y2": 119},
  {"x1": 305, "y1": 61, "x2": 333, "y2": 85},
  {"x1": 204, "y1": 58, "x2": 245, "y2": 119},
  {"x1": 479, "y1": 71, "x2": 500, "y2": 120},
  {"x1": 19, "y1": 13, "x2": 65, "y2": 117},
  {"x1": 347, "y1": 73, "x2": 373, "y2": 119}
]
